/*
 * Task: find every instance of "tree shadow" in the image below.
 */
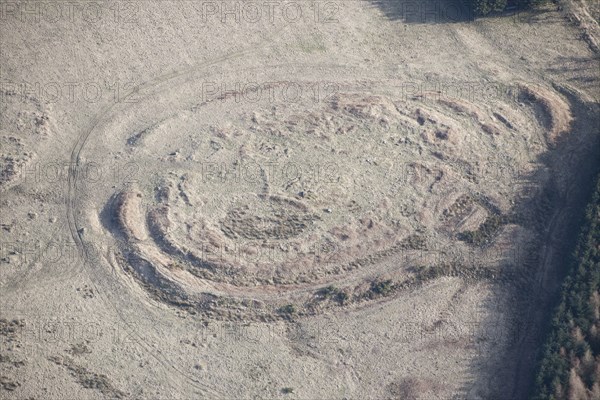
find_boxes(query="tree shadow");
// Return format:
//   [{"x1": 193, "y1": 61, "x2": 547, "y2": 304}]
[
  {"x1": 457, "y1": 87, "x2": 600, "y2": 399},
  {"x1": 367, "y1": 0, "x2": 474, "y2": 24},
  {"x1": 545, "y1": 56, "x2": 600, "y2": 85},
  {"x1": 368, "y1": 0, "x2": 562, "y2": 25}
]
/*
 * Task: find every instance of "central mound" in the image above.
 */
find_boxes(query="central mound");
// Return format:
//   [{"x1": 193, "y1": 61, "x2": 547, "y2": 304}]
[{"x1": 115, "y1": 93, "x2": 426, "y2": 288}]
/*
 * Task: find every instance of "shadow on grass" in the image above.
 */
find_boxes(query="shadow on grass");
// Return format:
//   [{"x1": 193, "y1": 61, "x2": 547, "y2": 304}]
[
  {"x1": 368, "y1": 0, "x2": 561, "y2": 25},
  {"x1": 461, "y1": 87, "x2": 600, "y2": 400},
  {"x1": 367, "y1": 0, "x2": 474, "y2": 23}
]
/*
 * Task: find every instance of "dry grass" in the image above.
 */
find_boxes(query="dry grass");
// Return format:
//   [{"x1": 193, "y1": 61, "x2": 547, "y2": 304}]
[{"x1": 519, "y1": 84, "x2": 573, "y2": 146}]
